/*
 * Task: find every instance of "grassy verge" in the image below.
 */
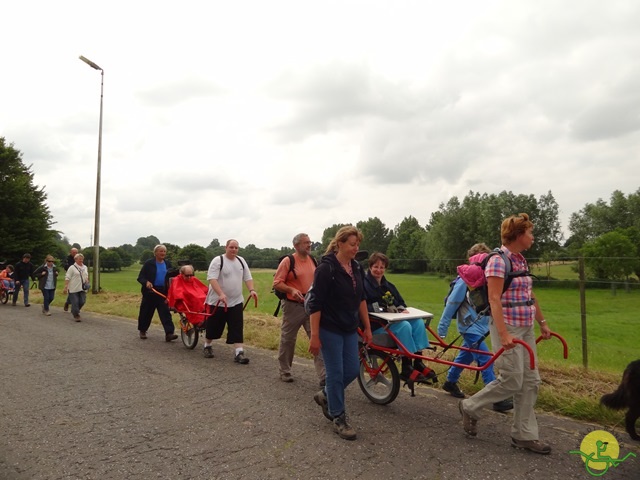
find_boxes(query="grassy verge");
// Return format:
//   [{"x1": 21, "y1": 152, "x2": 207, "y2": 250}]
[{"x1": 27, "y1": 265, "x2": 634, "y2": 430}]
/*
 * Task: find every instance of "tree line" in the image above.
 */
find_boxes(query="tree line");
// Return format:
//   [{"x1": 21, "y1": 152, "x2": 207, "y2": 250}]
[{"x1": 1, "y1": 136, "x2": 638, "y2": 281}]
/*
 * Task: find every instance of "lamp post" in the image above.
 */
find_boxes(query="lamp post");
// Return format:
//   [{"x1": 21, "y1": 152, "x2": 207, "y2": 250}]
[{"x1": 79, "y1": 55, "x2": 103, "y2": 294}]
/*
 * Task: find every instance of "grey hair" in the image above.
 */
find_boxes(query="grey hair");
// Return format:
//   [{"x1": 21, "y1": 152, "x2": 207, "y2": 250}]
[
  {"x1": 153, "y1": 244, "x2": 167, "y2": 253},
  {"x1": 74, "y1": 253, "x2": 84, "y2": 260},
  {"x1": 292, "y1": 233, "x2": 309, "y2": 246}
]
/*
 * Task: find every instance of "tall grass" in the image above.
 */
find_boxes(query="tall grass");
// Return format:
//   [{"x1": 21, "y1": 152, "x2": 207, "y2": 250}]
[{"x1": 27, "y1": 264, "x2": 638, "y2": 427}]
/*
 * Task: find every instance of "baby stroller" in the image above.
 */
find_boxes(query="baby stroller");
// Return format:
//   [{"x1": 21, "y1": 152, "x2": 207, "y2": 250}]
[{"x1": 164, "y1": 274, "x2": 211, "y2": 349}]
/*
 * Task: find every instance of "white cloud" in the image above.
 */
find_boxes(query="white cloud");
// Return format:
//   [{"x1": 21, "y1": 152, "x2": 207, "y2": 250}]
[{"x1": 1, "y1": 0, "x2": 639, "y2": 250}]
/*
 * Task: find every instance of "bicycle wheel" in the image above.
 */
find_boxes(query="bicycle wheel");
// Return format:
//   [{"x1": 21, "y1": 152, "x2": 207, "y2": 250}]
[
  {"x1": 357, "y1": 349, "x2": 400, "y2": 405},
  {"x1": 0, "y1": 290, "x2": 8, "y2": 304},
  {"x1": 179, "y1": 314, "x2": 199, "y2": 349}
]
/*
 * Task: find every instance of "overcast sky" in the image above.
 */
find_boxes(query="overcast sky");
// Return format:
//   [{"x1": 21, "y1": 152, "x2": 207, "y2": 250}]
[{"x1": 1, "y1": 1, "x2": 638, "y2": 250}]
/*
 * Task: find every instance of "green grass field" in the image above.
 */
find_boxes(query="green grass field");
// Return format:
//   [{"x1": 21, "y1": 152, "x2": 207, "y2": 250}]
[{"x1": 25, "y1": 263, "x2": 638, "y2": 426}]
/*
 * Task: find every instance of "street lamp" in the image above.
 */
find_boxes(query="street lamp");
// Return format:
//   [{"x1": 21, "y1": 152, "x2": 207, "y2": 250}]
[{"x1": 79, "y1": 55, "x2": 103, "y2": 294}]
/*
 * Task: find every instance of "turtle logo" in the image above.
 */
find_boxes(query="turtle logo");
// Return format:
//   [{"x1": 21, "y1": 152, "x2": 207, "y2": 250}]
[{"x1": 569, "y1": 430, "x2": 636, "y2": 476}]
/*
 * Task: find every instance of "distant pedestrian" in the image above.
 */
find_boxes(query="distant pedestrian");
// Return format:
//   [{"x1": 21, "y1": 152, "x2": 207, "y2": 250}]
[
  {"x1": 63, "y1": 247, "x2": 79, "y2": 312},
  {"x1": 34, "y1": 255, "x2": 59, "y2": 316},
  {"x1": 63, "y1": 253, "x2": 89, "y2": 321},
  {"x1": 273, "y1": 233, "x2": 325, "y2": 385},
  {"x1": 203, "y1": 239, "x2": 258, "y2": 364},
  {"x1": 136, "y1": 245, "x2": 178, "y2": 341},
  {"x1": 13, "y1": 253, "x2": 35, "y2": 307}
]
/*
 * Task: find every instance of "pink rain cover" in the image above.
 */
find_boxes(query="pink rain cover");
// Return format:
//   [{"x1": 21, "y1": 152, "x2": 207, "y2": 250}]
[{"x1": 456, "y1": 252, "x2": 489, "y2": 289}]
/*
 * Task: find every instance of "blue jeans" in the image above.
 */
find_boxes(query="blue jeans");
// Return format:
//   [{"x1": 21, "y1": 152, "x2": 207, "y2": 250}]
[
  {"x1": 373, "y1": 318, "x2": 429, "y2": 353},
  {"x1": 69, "y1": 291, "x2": 86, "y2": 316},
  {"x1": 13, "y1": 280, "x2": 30, "y2": 305},
  {"x1": 42, "y1": 288, "x2": 56, "y2": 311},
  {"x1": 446, "y1": 332, "x2": 495, "y2": 384},
  {"x1": 319, "y1": 327, "x2": 360, "y2": 418}
]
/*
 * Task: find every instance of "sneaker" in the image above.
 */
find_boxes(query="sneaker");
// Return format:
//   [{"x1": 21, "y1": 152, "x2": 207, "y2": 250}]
[
  {"x1": 203, "y1": 346, "x2": 214, "y2": 358},
  {"x1": 280, "y1": 373, "x2": 294, "y2": 383},
  {"x1": 459, "y1": 400, "x2": 477, "y2": 436},
  {"x1": 333, "y1": 413, "x2": 357, "y2": 440},
  {"x1": 44, "y1": 310, "x2": 51, "y2": 316},
  {"x1": 314, "y1": 390, "x2": 333, "y2": 421},
  {"x1": 25, "y1": 304, "x2": 30, "y2": 307},
  {"x1": 493, "y1": 399, "x2": 514, "y2": 412},
  {"x1": 234, "y1": 351, "x2": 249, "y2": 364},
  {"x1": 139, "y1": 331, "x2": 147, "y2": 340},
  {"x1": 511, "y1": 438, "x2": 551, "y2": 455},
  {"x1": 443, "y1": 381, "x2": 465, "y2": 398},
  {"x1": 74, "y1": 315, "x2": 81, "y2": 322},
  {"x1": 165, "y1": 333, "x2": 178, "y2": 342},
  {"x1": 63, "y1": 302, "x2": 69, "y2": 312}
]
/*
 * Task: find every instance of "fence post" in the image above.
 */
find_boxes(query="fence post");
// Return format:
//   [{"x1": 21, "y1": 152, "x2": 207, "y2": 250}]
[{"x1": 578, "y1": 257, "x2": 588, "y2": 369}]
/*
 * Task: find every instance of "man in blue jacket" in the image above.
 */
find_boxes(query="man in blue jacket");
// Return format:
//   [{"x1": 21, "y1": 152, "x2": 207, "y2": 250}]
[
  {"x1": 137, "y1": 245, "x2": 178, "y2": 341},
  {"x1": 437, "y1": 243, "x2": 513, "y2": 412}
]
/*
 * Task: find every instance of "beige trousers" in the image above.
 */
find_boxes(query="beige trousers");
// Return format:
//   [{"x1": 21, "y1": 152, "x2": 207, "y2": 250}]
[
  {"x1": 462, "y1": 322, "x2": 541, "y2": 441},
  {"x1": 278, "y1": 300, "x2": 325, "y2": 381}
]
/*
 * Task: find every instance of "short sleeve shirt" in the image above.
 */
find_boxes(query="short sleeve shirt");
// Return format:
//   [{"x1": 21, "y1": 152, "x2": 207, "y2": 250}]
[{"x1": 485, "y1": 246, "x2": 535, "y2": 327}]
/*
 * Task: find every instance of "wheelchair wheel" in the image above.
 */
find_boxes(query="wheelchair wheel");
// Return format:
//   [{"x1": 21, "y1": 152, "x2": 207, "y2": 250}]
[
  {"x1": 179, "y1": 314, "x2": 199, "y2": 349},
  {"x1": 0, "y1": 290, "x2": 8, "y2": 304},
  {"x1": 357, "y1": 349, "x2": 400, "y2": 405}
]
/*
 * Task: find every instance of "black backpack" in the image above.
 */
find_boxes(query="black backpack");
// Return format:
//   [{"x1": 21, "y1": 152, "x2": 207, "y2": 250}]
[
  {"x1": 452, "y1": 249, "x2": 534, "y2": 315},
  {"x1": 218, "y1": 254, "x2": 246, "y2": 271},
  {"x1": 272, "y1": 254, "x2": 318, "y2": 316}
]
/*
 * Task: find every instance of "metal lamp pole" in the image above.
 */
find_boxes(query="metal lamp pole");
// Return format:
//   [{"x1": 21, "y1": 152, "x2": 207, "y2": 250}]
[{"x1": 79, "y1": 55, "x2": 103, "y2": 294}]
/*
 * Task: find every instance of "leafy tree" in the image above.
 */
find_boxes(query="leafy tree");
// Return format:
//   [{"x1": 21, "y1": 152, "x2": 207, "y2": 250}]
[
  {"x1": 320, "y1": 223, "x2": 349, "y2": 252},
  {"x1": 109, "y1": 247, "x2": 133, "y2": 268},
  {"x1": 0, "y1": 137, "x2": 55, "y2": 263},
  {"x1": 356, "y1": 217, "x2": 392, "y2": 255},
  {"x1": 581, "y1": 231, "x2": 636, "y2": 281},
  {"x1": 569, "y1": 188, "x2": 640, "y2": 249},
  {"x1": 387, "y1": 216, "x2": 427, "y2": 272},
  {"x1": 178, "y1": 244, "x2": 208, "y2": 271},
  {"x1": 100, "y1": 250, "x2": 123, "y2": 271},
  {"x1": 135, "y1": 235, "x2": 161, "y2": 256},
  {"x1": 140, "y1": 249, "x2": 154, "y2": 263}
]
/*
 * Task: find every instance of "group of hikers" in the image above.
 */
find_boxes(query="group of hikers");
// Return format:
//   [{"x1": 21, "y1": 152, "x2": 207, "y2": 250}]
[
  {"x1": 1, "y1": 212, "x2": 553, "y2": 453},
  {"x1": 139, "y1": 212, "x2": 553, "y2": 452},
  {"x1": 0, "y1": 248, "x2": 89, "y2": 320}
]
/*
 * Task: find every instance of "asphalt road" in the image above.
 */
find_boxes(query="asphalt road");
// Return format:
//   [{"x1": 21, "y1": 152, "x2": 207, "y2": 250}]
[{"x1": 1, "y1": 303, "x2": 638, "y2": 480}]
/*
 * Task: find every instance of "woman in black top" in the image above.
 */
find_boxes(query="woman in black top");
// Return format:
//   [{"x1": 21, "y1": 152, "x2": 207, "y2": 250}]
[{"x1": 308, "y1": 226, "x2": 372, "y2": 440}]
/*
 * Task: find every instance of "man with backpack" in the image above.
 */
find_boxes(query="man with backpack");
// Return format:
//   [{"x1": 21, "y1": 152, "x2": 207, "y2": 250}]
[
  {"x1": 273, "y1": 233, "x2": 325, "y2": 385},
  {"x1": 437, "y1": 243, "x2": 513, "y2": 412}
]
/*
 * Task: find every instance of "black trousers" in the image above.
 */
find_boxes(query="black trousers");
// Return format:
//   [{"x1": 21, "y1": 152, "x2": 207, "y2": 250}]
[{"x1": 137, "y1": 288, "x2": 175, "y2": 334}]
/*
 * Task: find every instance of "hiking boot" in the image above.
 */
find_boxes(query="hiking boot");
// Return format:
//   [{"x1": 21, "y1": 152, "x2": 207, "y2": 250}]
[
  {"x1": 333, "y1": 413, "x2": 357, "y2": 440},
  {"x1": 74, "y1": 315, "x2": 81, "y2": 322},
  {"x1": 139, "y1": 331, "x2": 147, "y2": 340},
  {"x1": 443, "y1": 381, "x2": 465, "y2": 398},
  {"x1": 459, "y1": 400, "x2": 477, "y2": 436},
  {"x1": 203, "y1": 346, "x2": 214, "y2": 358},
  {"x1": 25, "y1": 304, "x2": 30, "y2": 307},
  {"x1": 280, "y1": 373, "x2": 294, "y2": 383},
  {"x1": 64, "y1": 302, "x2": 69, "y2": 312},
  {"x1": 493, "y1": 398, "x2": 514, "y2": 412},
  {"x1": 165, "y1": 333, "x2": 178, "y2": 342},
  {"x1": 511, "y1": 438, "x2": 551, "y2": 455},
  {"x1": 234, "y1": 351, "x2": 249, "y2": 364},
  {"x1": 313, "y1": 389, "x2": 332, "y2": 421}
]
